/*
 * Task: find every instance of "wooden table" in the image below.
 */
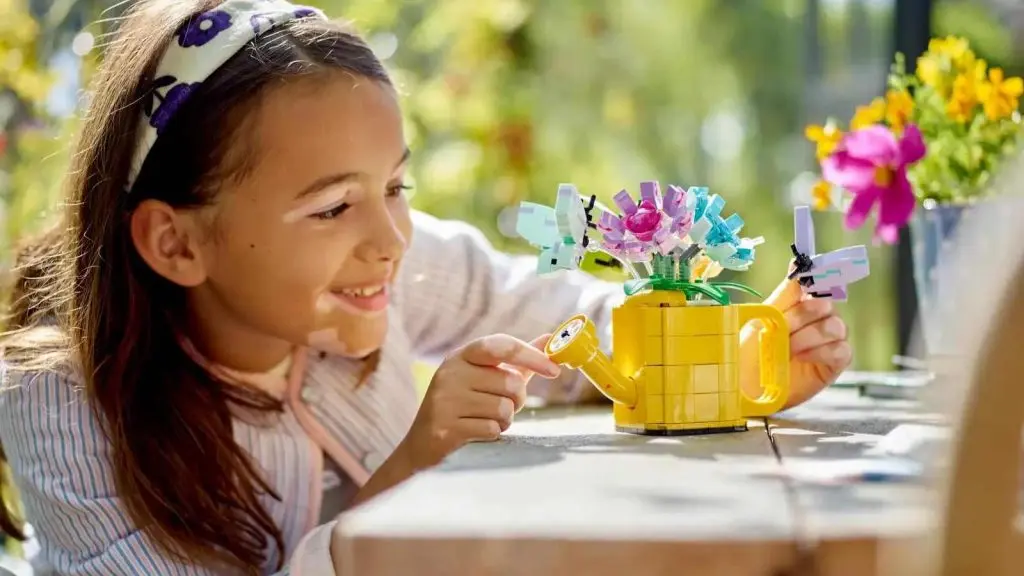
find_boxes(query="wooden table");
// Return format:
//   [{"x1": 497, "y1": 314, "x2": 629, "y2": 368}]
[{"x1": 333, "y1": 387, "x2": 993, "y2": 575}]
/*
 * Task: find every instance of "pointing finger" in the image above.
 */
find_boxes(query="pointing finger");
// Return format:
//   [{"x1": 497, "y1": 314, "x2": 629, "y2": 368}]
[
  {"x1": 500, "y1": 333, "x2": 555, "y2": 383},
  {"x1": 459, "y1": 334, "x2": 561, "y2": 378}
]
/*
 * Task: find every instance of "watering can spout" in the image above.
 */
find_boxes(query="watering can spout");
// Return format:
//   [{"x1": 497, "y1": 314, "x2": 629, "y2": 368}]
[{"x1": 545, "y1": 315, "x2": 638, "y2": 408}]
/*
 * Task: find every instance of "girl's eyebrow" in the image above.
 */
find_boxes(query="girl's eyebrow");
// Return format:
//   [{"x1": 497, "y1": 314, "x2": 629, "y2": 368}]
[
  {"x1": 294, "y1": 173, "x2": 358, "y2": 200},
  {"x1": 395, "y1": 147, "x2": 412, "y2": 169},
  {"x1": 293, "y1": 147, "x2": 412, "y2": 200}
]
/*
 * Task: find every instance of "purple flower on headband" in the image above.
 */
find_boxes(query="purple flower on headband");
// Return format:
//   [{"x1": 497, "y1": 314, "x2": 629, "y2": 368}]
[
  {"x1": 177, "y1": 10, "x2": 233, "y2": 48},
  {"x1": 294, "y1": 8, "x2": 317, "y2": 18},
  {"x1": 146, "y1": 76, "x2": 201, "y2": 135}
]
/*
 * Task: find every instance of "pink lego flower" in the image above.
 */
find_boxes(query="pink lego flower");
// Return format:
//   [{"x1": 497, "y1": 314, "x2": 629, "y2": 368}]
[
  {"x1": 623, "y1": 199, "x2": 662, "y2": 242},
  {"x1": 822, "y1": 123, "x2": 926, "y2": 244}
]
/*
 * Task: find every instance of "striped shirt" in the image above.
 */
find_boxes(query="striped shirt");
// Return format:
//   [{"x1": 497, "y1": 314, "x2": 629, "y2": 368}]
[{"x1": 0, "y1": 210, "x2": 620, "y2": 575}]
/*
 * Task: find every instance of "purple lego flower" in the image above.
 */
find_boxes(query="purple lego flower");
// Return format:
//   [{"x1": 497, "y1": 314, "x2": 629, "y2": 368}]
[
  {"x1": 596, "y1": 181, "x2": 700, "y2": 263},
  {"x1": 146, "y1": 77, "x2": 201, "y2": 134},
  {"x1": 612, "y1": 189, "x2": 638, "y2": 217},
  {"x1": 177, "y1": 10, "x2": 233, "y2": 47},
  {"x1": 638, "y1": 181, "x2": 661, "y2": 209},
  {"x1": 597, "y1": 211, "x2": 624, "y2": 235},
  {"x1": 662, "y1": 184, "x2": 685, "y2": 215},
  {"x1": 661, "y1": 185, "x2": 693, "y2": 235},
  {"x1": 652, "y1": 227, "x2": 679, "y2": 255},
  {"x1": 602, "y1": 236, "x2": 649, "y2": 262}
]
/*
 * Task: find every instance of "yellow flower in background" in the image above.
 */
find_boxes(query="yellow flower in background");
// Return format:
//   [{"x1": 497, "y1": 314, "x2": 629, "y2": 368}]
[
  {"x1": 978, "y1": 67, "x2": 1024, "y2": 121},
  {"x1": 947, "y1": 70, "x2": 982, "y2": 123},
  {"x1": 805, "y1": 34, "x2": 1022, "y2": 211},
  {"x1": 851, "y1": 97, "x2": 886, "y2": 130},
  {"x1": 916, "y1": 36, "x2": 979, "y2": 95},
  {"x1": 916, "y1": 54, "x2": 943, "y2": 90},
  {"x1": 930, "y1": 36, "x2": 971, "y2": 66},
  {"x1": 811, "y1": 180, "x2": 833, "y2": 211},
  {"x1": 804, "y1": 122, "x2": 842, "y2": 160},
  {"x1": 885, "y1": 89, "x2": 914, "y2": 133}
]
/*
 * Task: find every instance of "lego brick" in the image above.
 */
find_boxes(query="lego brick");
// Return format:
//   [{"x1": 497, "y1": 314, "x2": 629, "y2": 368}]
[
  {"x1": 663, "y1": 365, "x2": 693, "y2": 394},
  {"x1": 693, "y1": 364, "x2": 720, "y2": 394},
  {"x1": 719, "y1": 392, "x2": 740, "y2": 421},
  {"x1": 661, "y1": 305, "x2": 739, "y2": 336},
  {"x1": 644, "y1": 395, "x2": 665, "y2": 424},
  {"x1": 654, "y1": 420, "x2": 745, "y2": 432},
  {"x1": 639, "y1": 366, "x2": 664, "y2": 395},
  {"x1": 644, "y1": 336, "x2": 664, "y2": 365},
  {"x1": 613, "y1": 401, "x2": 645, "y2": 427},
  {"x1": 664, "y1": 395, "x2": 694, "y2": 422},
  {"x1": 721, "y1": 363, "x2": 738, "y2": 391},
  {"x1": 641, "y1": 307, "x2": 662, "y2": 336},
  {"x1": 694, "y1": 393, "x2": 721, "y2": 422},
  {"x1": 662, "y1": 335, "x2": 737, "y2": 365}
]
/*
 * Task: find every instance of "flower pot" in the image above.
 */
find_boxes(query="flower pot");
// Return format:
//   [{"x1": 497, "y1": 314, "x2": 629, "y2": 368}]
[
  {"x1": 545, "y1": 290, "x2": 790, "y2": 435},
  {"x1": 910, "y1": 197, "x2": 1024, "y2": 356},
  {"x1": 909, "y1": 203, "x2": 972, "y2": 356}
]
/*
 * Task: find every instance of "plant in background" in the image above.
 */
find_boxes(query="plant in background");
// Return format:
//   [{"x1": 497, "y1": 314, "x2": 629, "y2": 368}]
[{"x1": 804, "y1": 35, "x2": 1023, "y2": 244}]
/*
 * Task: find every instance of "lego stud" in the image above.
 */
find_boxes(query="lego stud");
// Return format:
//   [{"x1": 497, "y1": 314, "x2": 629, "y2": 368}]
[{"x1": 548, "y1": 317, "x2": 586, "y2": 354}]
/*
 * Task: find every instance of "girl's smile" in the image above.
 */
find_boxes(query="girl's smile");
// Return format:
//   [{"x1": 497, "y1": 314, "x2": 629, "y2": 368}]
[{"x1": 326, "y1": 283, "x2": 390, "y2": 315}]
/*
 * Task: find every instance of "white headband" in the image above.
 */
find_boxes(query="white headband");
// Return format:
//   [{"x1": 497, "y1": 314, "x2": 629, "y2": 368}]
[{"x1": 127, "y1": 0, "x2": 327, "y2": 191}]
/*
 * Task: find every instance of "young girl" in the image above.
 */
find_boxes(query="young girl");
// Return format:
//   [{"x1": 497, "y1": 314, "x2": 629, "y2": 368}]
[{"x1": 0, "y1": 0, "x2": 851, "y2": 574}]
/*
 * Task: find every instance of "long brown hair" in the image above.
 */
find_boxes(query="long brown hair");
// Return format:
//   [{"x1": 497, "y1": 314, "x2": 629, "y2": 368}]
[{"x1": 0, "y1": 1, "x2": 391, "y2": 571}]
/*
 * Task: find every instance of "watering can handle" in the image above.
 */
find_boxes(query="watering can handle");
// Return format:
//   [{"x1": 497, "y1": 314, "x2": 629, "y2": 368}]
[{"x1": 736, "y1": 304, "x2": 790, "y2": 417}]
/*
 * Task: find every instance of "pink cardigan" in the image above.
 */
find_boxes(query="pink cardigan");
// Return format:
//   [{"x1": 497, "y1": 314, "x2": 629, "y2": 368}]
[{"x1": 0, "y1": 210, "x2": 620, "y2": 575}]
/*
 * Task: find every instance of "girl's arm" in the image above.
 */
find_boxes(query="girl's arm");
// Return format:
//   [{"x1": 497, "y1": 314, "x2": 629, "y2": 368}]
[
  {"x1": 0, "y1": 368, "x2": 331, "y2": 575},
  {"x1": 395, "y1": 210, "x2": 621, "y2": 404}
]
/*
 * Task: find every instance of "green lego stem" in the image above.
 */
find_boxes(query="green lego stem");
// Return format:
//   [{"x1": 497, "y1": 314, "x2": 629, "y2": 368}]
[{"x1": 622, "y1": 276, "x2": 763, "y2": 305}]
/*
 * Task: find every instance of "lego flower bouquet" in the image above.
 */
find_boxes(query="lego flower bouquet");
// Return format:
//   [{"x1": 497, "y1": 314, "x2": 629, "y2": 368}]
[
  {"x1": 516, "y1": 181, "x2": 765, "y2": 305},
  {"x1": 805, "y1": 36, "x2": 1023, "y2": 243},
  {"x1": 517, "y1": 182, "x2": 796, "y2": 435}
]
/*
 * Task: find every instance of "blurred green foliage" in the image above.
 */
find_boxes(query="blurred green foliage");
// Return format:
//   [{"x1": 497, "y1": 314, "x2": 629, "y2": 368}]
[
  {"x1": 327, "y1": 0, "x2": 905, "y2": 368},
  {"x1": 0, "y1": 0, "x2": 1020, "y2": 370},
  {"x1": 935, "y1": 0, "x2": 1017, "y2": 72}
]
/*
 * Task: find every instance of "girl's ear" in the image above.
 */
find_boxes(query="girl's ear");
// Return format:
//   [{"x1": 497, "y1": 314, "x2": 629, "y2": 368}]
[{"x1": 130, "y1": 199, "x2": 209, "y2": 287}]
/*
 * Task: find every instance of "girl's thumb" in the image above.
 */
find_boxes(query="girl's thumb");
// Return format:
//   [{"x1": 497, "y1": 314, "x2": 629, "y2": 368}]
[{"x1": 766, "y1": 276, "x2": 805, "y2": 312}]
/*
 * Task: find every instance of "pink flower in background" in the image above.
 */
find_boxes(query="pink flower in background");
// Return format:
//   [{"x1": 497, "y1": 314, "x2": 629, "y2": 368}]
[
  {"x1": 623, "y1": 199, "x2": 662, "y2": 241},
  {"x1": 822, "y1": 123, "x2": 926, "y2": 244}
]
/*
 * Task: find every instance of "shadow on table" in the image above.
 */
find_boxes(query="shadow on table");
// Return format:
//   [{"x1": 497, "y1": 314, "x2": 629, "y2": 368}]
[
  {"x1": 436, "y1": 427, "x2": 776, "y2": 474},
  {"x1": 771, "y1": 392, "x2": 942, "y2": 437}
]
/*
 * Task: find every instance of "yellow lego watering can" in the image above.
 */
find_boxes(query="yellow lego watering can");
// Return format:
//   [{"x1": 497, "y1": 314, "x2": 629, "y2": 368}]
[{"x1": 545, "y1": 290, "x2": 789, "y2": 435}]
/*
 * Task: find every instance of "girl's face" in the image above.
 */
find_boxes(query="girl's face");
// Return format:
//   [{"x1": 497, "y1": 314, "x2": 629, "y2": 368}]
[{"x1": 181, "y1": 74, "x2": 412, "y2": 368}]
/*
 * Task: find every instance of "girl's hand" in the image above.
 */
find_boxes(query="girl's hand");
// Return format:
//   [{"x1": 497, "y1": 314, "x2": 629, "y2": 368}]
[
  {"x1": 741, "y1": 277, "x2": 852, "y2": 410},
  {"x1": 398, "y1": 333, "x2": 561, "y2": 471}
]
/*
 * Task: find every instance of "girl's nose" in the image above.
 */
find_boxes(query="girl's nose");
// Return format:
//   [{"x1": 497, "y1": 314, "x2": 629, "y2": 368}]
[{"x1": 357, "y1": 206, "x2": 407, "y2": 263}]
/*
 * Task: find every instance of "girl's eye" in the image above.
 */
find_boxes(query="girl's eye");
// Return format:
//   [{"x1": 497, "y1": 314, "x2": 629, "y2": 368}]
[
  {"x1": 387, "y1": 183, "x2": 413, "y2": 197},
  {"x1": 311, "y1": 203, "x2": 350, "y2": 220}
]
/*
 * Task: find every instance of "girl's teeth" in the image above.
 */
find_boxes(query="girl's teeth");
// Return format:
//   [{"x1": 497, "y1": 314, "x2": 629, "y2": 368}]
[{"x1": 342, "y1": 286, "x2": 383, "y2": 297}]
